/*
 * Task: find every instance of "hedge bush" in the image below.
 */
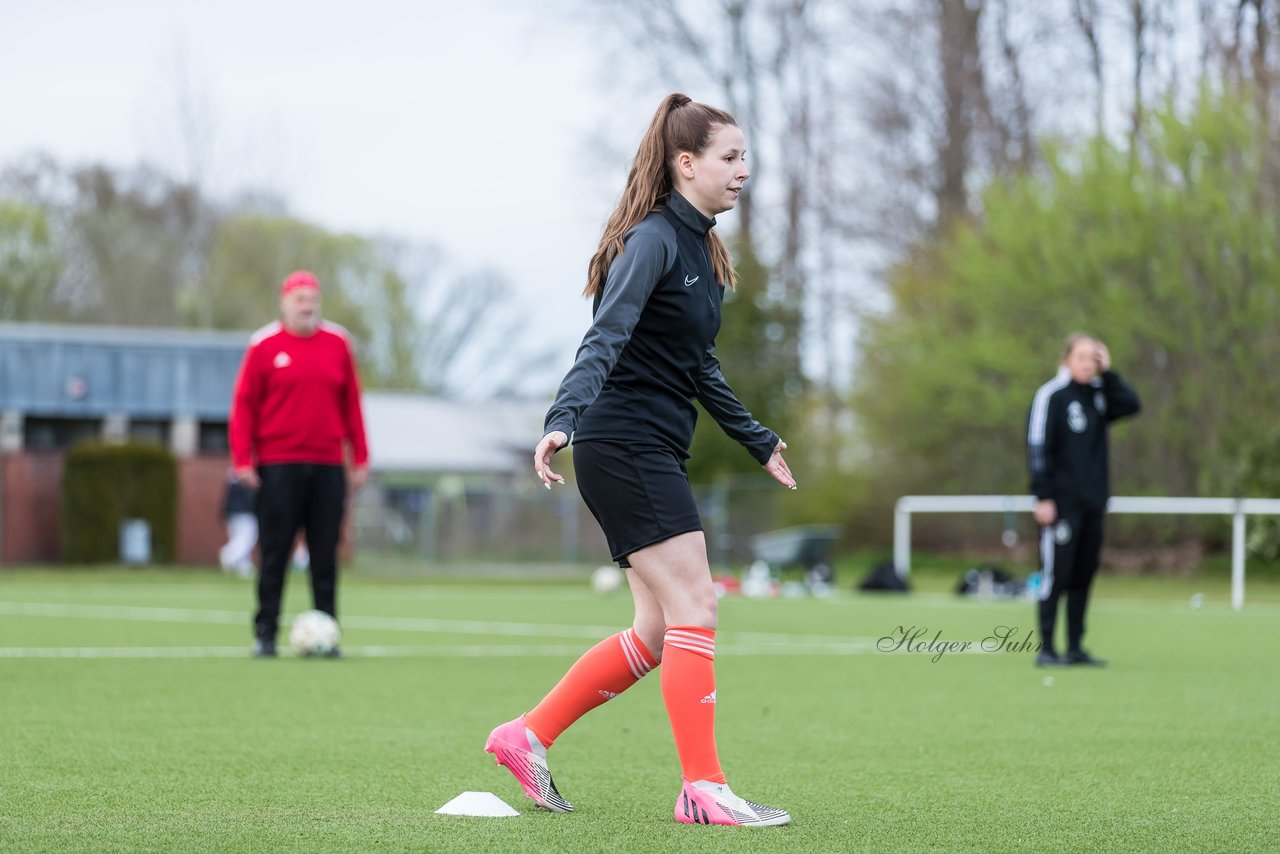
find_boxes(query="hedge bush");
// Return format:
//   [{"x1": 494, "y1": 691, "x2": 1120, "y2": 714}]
[{"x1": 61, "y1": 443, "x2": 178, "y2": 563}]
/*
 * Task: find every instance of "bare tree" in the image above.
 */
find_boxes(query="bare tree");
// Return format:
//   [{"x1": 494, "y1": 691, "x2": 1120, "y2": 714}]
[
  {"x1": 935, "y1": 0, "x2": 986, "y2": 228},
  {"x1": 991, "y1": 0, "x2": 1036, "y2": 171},
  {"x1": 135, "y1": 46, "x2": 224, "y2": 329},
  {"x1": 1072, "y1": 0, "x2": 1106, "y2": 137},
  {"x1": 574, "y1": 0, "x2": 1280, "y2": 414},
  {"x1": 583, "y1": 0, "x2": 829, "y2": 367},
  {"x1": 1133, "y1": 1, "x2": 1148, "y2": 144}
]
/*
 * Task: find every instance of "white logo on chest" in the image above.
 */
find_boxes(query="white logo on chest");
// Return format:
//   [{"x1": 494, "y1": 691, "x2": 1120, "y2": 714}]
[
  {"x1": 1067, "y1": 400, "x2": 1087, "y2": 433},
  {"x1": 273, "y1": 351, "x2": 292, "y2": 369},
  {"x1": 683, "y1": 275, "x2": 699, "y2": 287}
]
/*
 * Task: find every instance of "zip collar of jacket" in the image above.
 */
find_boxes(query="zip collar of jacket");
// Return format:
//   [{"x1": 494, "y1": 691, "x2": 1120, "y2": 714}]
[{"x1": 664, "y1": 190, "x2": 716, "y2": 236}]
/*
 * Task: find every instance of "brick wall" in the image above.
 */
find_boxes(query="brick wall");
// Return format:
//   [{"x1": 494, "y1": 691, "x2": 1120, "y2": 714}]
[
  {"x1": 1, "y1": 451, "x2": 232, "y2": 566},
  {"x1": 1, "y1": 452, "x2": 63, "y2": 563},
  {"x1": 2, "y1": 452, "x2": 353, "y2": 566},
  {"x1": 179, "y1": 457, "x2": 233, "y2": 565}
]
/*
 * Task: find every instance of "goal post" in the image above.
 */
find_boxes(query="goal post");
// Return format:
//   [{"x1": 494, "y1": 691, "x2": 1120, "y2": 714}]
[{"x1": 892, "y1": 495, "x2": 1280, "y2": 611}]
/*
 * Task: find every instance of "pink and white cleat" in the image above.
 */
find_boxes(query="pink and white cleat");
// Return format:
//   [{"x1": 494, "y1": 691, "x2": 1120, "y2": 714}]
[
  {"x1": 483, "y1": 715, "x2": 573, "y2": 812},
  {"x1": 675, "y1": 779, "x2": 791, "y2": 826}
]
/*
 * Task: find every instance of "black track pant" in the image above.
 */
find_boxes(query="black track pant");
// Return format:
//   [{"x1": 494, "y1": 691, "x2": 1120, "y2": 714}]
[
  {"x1": 254, "y1": 463, "x2": 346, "y2": 640},
  {"x1": 1037, "y1": 507, "x2": 1104, "y2": 655}
]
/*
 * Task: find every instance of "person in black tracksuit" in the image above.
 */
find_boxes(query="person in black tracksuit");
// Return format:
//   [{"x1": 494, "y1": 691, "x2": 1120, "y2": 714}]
[
  {"x1": 483, "y1": 94, "x2": 793, "y2": 828},
  {"x1": 1027, "y1": 334, "x2": 1141, "y2": 666}
]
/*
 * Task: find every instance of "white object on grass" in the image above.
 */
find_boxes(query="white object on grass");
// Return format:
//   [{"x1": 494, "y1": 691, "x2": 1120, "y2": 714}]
[
  {"x1": 435, "y1": 791, "x2": 520, "y2": 817},
  {"x1": 289, "y1": 610, "x2": 340, "y2": 656},
  {"x1": 741, "y1": 561, "x2": 777, "y2": 599},
  {"x1": 590, "y1": 565, "x2": 624, "y2": 595}
]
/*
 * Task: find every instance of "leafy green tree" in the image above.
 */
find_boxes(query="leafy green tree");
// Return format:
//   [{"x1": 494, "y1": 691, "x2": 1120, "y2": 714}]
[
  {"x1": 1226, "y1": 425, "x2": 1280, "y2": 560},
  {"x1": 65, "y1": 166, "x2": 197, "y2": 325},
  {"x1": 852, "y1": 87, "x2": 1280, "y2": 545},
  {"x1": 687, "y1": 234, "x2": 803, "y2": 482},
  {"x1": 0, "y1": 200, "x2": 61, "y2": 320},
  {"x1": 204, "y1": 213, "x2": 420, "y2": 389},
  {"x1": 3, "y1": 157, "x2": 541, "y2": 396}
]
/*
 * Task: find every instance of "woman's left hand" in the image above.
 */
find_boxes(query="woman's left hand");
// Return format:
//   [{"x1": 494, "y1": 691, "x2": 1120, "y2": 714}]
[{"x1": 764, "y1": 439, "x2": 797, "y2": 489}]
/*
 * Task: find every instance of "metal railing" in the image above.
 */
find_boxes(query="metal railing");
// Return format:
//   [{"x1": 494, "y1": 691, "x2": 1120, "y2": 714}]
[{"x1": 893, "y1": 495, "x2": 1280, "y2": 611}]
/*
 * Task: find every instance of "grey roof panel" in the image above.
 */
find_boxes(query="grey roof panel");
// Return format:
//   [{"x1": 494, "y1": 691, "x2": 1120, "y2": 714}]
[{"x1": 0, "y1": 322, "x2": 249, "y2": 418}]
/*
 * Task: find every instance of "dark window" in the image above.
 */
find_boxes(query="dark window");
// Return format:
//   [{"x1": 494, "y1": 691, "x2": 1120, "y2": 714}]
[
  {"x1": 129, "y1": 419, "x2": 169, "y2": 447},
  {"x1": 23, "y1": 417, "x2": 101, "y2": 451},
  {"x1": 199, "y1": 421, "x2": 229, "y2": 455}
]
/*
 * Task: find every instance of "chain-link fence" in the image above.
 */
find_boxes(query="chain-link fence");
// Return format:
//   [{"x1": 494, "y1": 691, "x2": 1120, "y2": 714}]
[{"x1": 350, "y1": 473, "x2": 786, "y2": 571}]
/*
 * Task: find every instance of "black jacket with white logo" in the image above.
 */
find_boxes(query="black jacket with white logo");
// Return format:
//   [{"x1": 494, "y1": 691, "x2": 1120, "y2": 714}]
[
  {"x1": 544, "y1": 191, "x2": 778, "y2": 465},
  {"x1": 1027, "y1": 367, "x2": 1142, "y2": 510}
]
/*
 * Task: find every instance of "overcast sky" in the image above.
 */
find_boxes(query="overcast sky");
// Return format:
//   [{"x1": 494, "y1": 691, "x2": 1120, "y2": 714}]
[{"x1": 1, "y1": 0, "x2": 680, "y2": 388}]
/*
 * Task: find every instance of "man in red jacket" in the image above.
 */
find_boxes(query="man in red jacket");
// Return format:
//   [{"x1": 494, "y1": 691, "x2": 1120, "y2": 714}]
[{"x1": 229, "y1": 270, "x2": 369, "y2": 657}]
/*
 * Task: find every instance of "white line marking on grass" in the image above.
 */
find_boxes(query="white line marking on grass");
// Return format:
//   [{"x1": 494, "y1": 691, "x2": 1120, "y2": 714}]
[
  {"x1": 0, "y1": 601, "x2": 621, "y2": 638},
  {"x1": 0, "y1": 646, "x2": 253, "y2": 658},
  {"x1": 0, "y1": 601, "x2": 248, "y2": 624},
  {"x1": 0, "y1": 601, "x2": 869, "y2": 643},
  {"x1": 340, "y1": 614, "x2": 617, "y2": 638},
  {"x1": 0, "y1": 641, "x2": 885, "y2": 659},
  {"x1": 829, "y1": 592, "x2": 1280, "y2": 615},
  {"x1": 327, "y1": 643, "x2": 890, "y2": 658}
]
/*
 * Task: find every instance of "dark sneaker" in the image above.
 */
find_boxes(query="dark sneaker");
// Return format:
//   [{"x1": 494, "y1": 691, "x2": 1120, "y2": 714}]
[
  {"x1": 1064, "y1": 650, "x2": 1107, "y2": 667},
  {"x1": 252, "y1": 638, "x2": 277, "y2": 658},
  {"x1": 321, "y1": 646, "x2": 342, "y2": 659},
  {"x1": 1035, "y1": 650, "x2": 1063, "y2": 667}
]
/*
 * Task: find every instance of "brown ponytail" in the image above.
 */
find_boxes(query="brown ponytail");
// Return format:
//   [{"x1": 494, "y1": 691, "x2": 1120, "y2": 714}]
[{"x1": 585, "y1": 93, "x2": 739, "y2": 296}]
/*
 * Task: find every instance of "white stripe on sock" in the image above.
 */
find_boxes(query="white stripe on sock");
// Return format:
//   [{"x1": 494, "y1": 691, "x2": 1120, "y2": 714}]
[
  {"x1": 618, "y1": 631, "x2": 645, "y2": 679},
  {"x1": 665, "y1": 630, "x2": 716, "y2": 659},
  {"x1": 620, "y1": 629, "x2": 651, "y2": 675},
  {"x1": 665, "y1": 630, "x2": 715, "y2": 653},
  {"x1": 666, "y1": 642, "x2": 715, "y2": 659}
]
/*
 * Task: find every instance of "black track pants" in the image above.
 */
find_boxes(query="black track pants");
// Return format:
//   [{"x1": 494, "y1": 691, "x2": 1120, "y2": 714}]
[
  {"x1": 1037, "y1": 507, "x2": 1104, "y2": 654},
  {"x1": 253, "y1": 463, "x2": 346, "y2": 639}
]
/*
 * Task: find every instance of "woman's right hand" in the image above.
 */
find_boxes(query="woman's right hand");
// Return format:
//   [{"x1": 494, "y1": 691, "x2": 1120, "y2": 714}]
[
  {"x1": 764, "y1": 439, "x2": 797, "y2": 489},
  {"x1": 1034, "y1": 499, "x2": 1057, "y2": 527},
  {"x1": 534, "y1": 431, "x2": 569, "y2": 489}
]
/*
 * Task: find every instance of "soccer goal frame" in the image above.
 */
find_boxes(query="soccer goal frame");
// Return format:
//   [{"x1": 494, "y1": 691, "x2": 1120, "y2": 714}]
[{"x1": 892, "y1": 495, "x2": 1280, "y2": 611}]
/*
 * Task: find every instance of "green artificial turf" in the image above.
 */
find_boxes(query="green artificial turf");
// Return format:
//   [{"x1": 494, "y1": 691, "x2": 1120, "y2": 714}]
[{"x1": 1, "y1": 567, "x2": 1277, "y2": 852}]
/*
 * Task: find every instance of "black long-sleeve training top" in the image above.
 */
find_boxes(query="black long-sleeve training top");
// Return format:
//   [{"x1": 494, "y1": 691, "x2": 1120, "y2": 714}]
[
  {"x1": 1027, "y1": 367, "x2": 1142, "y2": 510},
  {"x1": 544, "y1": 191, "x2": 778, "y2": 465}
]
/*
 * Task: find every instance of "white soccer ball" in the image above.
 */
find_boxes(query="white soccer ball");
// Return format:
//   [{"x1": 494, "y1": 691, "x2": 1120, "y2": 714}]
[
  {"x1": 289, "y1": 610, "x2": 341, "y2": 656},
  {"x1": 590, "y1": 565, "x2": 625, "y2": 595}
]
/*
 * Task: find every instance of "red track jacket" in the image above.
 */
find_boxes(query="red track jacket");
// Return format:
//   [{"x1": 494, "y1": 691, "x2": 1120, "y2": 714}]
[{"x1": 229, "y1": 321, "x2": 369, "y2": 469}]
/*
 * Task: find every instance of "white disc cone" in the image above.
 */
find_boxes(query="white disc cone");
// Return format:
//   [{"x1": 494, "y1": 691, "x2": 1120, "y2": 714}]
[{"x1": 435, "y1": 791, "x2": 520, "y2": 817}]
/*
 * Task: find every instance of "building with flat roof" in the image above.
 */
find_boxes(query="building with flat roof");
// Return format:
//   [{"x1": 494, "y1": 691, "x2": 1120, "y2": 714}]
[
  {"x1": 0, "y1": 322, "x2": 248, "y2": 564},
  {"x1": 0, "y1": 322, "x2": 561, "y2": 565}
]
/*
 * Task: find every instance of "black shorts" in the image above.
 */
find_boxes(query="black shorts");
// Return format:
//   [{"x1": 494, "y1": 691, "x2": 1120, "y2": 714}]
[{"x1": 572, "y1": 440, "x2": 703, "y2": 567}]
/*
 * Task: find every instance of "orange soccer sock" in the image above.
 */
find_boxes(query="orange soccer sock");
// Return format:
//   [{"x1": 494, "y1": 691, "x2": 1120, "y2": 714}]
[
  {"x1": 661, "y1": 625, "x2": 726, "y2": 785},
  {"x1": 524, "y1": 627, "x2": 658, "y2": 748}
]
